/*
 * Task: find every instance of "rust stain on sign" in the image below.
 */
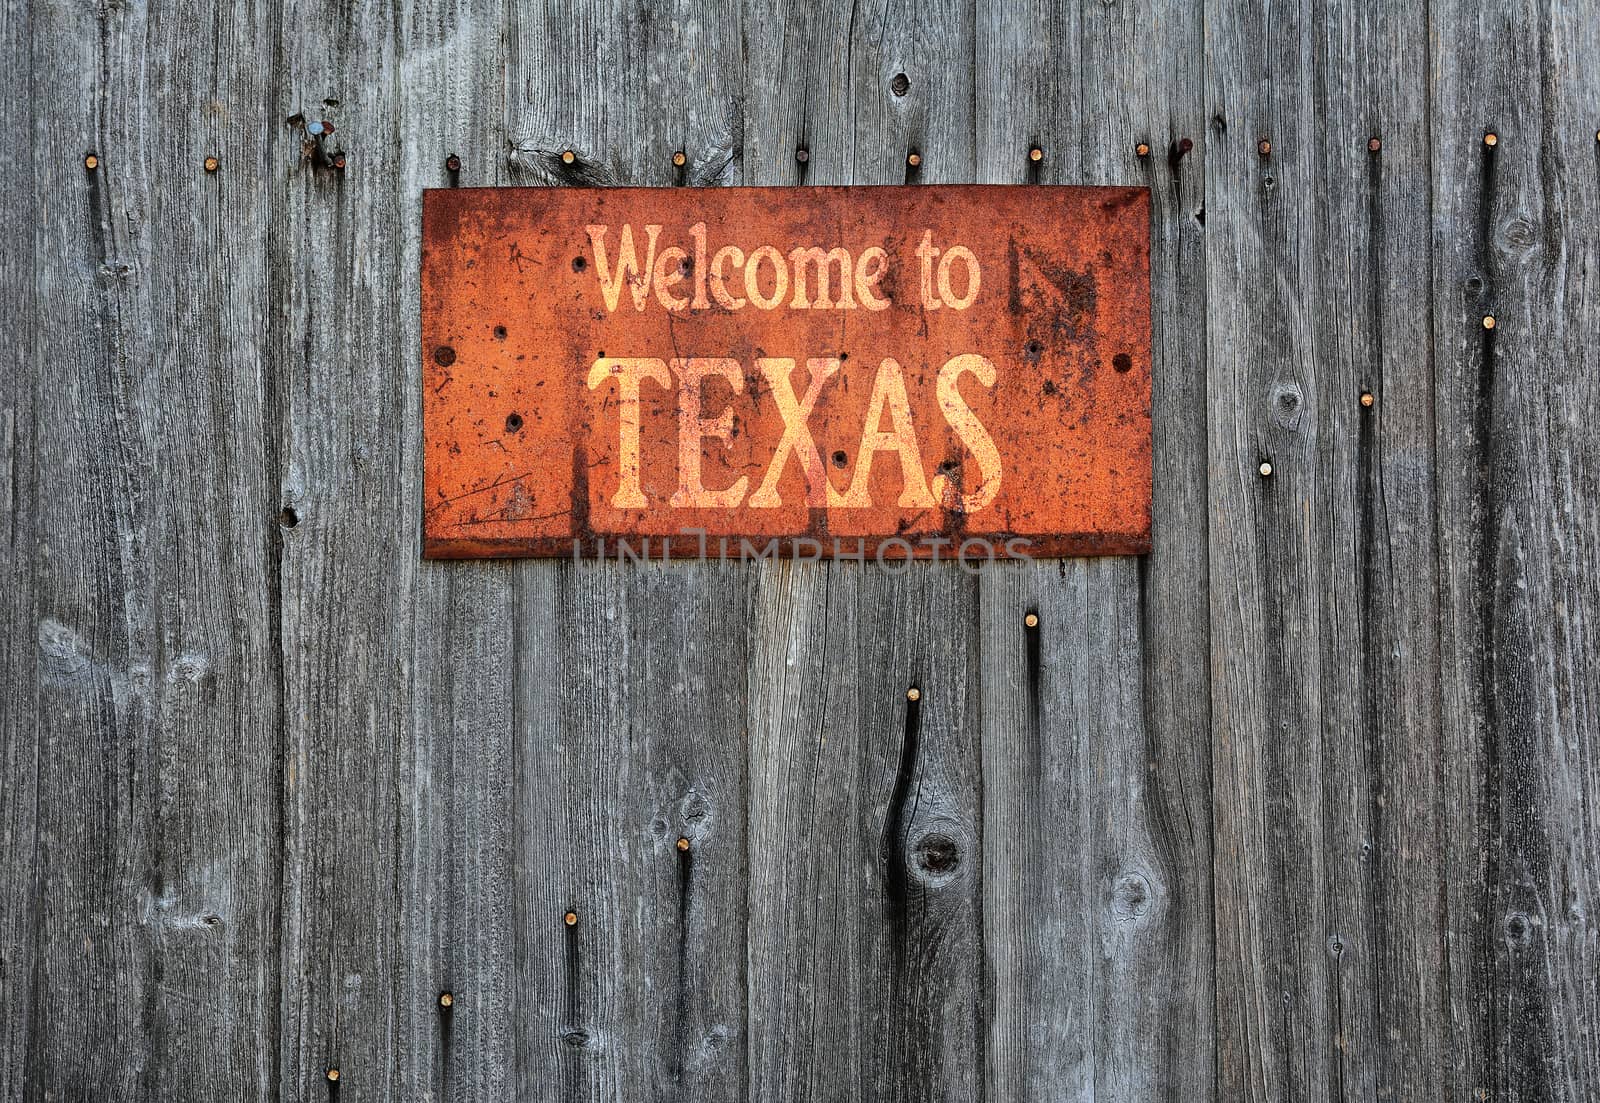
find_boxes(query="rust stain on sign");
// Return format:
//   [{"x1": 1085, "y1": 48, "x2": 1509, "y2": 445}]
[{"x1": 422, "y1": 185, "x2": 1151, "y2": 559}]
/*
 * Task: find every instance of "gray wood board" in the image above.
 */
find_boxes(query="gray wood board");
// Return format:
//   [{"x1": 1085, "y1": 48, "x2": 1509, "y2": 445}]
[{"x1": 4, "y1": 1, "x2": 1599, "y2": 1100}]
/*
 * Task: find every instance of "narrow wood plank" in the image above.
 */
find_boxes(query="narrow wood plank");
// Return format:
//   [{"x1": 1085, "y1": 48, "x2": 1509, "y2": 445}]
[
  {"x1": 273, "y1": 2, "x2": 415, "y2": 1096},
  {"x1": 501, "y1": 7, "x2": 641, "y2": 1095},
  {"x1": 1203, "y1": 0, "x2": 1337, "y2": 1097},
  {"x1": 392, "y1": 5, "x2": 519, "y2": 1101},
  {"x1": 1077, "y1": 3, "x2": 1217, "y2": 1099},
  {"x1": 1434, "y1": 4, "x2": 1600, "y2": 1099},
  {"x1": 743, "y1": 4, "x2": 986, "y2": 1101},
  {"x1": 504, "y1": 4, "x2": 752, "y2": 1099},
  {"x1": 1306, "y1": 4, "x2": 1443, "y2": 1098},
  {"x1": 0, "y1": 0, "x2": 37, "y2": 1097},
  {"x1": 24, "y1": 7, "x2": 155, "y2": 1092},
  {"x1": 20, "y1": 2, "x2": 285, "y2": 1099},
  {"x1": 975, "y1": 1, "x2": 1213, "y2": 1098}
]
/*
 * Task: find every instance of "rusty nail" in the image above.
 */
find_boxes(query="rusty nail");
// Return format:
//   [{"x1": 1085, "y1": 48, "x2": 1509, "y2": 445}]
[
  {"x1": 445, "y1": 153, "x2": 461, "y2": 172},
  {"x1": 327, "y1": 1069, "x2": 340, "y2": 1083},
  {"x1": 795, "y1": 146, "x2": 810, "y2": 164},
  {"x1": 907, "y1": 150, "x2": 921, "y2": 167},
  {"x1": 676, "y1": 837, "x2": 690, "y2": 852},
  {"x1": 1483, "y1": 131, "x2": 1498, "y2": 148},
  {"x1": 672, "y1": 150, "x2": 686, "y2": 167},
  {"x1": 1259, "y1": 461, "x2": 1274, "y2": 478},
  {"x1": 564, "y1": 910, "x2": 578, "y2": 926},
  {"x1": 83, "y1": 152, "x2": 99, "y2": 171},
  {"x1": 1258, "y1": 138, "x2": 1272, "y2": 155},
  {"x1": 1169, "y1": 137, "x2": 1193, "y2": 167},
  {"x1": 439, "y1": 992, "x2": 454, "y2": 1008},
  {"x1": 321, "y1": 120, "x2": 336, "y2": 135},
  {"x1": 1595, "y1": 129, "x2": 1600, "y2": 143},
  {"x1": 1368, "y1": 136, "x2": 1382, "y2": 152},
  {"x1": 203, "y1": 156, "x2": 220, "y2": 173},
  {"x1": 560, "y1": 149, "x2": 576, "y2": 165},
  {"x1": 1482, "y1": 314, "x2": 1496, "y2": 330},
  {"x1": 332, "y1": 153, "x2": 347, "y2": 170},
  {"x1": 1360, "y1": 391, "x2": 1375, "y2": 408},
  {"x1": 1028, "y1": 146, "x2": 1043, "y2": 163},
  {"x1": 1024, "y1": 612, "x2": 1039, "y2": 628},
  {"x1": 906, "y1": 686, "x2": 921, "y2": 702},
  {"x1": 1135, "y1": 142, "x2": 1150, "y2": 158}
]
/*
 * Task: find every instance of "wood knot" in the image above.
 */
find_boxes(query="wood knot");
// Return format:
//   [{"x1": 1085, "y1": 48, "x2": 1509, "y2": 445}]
[
  {"x1": 1111, "y1": 871, "x2": 1153, "y2": 922},
  {"x1": 1268, "y1": 381, "x2": 1304, "y2": 430},
  {"x1": 1503, "y1": 911, "x2": 1534, "y2": 946},
  {"x1": 1495, "y1": 215, "x2": 1539, "y2": 257},
  {"x1": 912, "y1": 832, "x2": 961, "y2": 879}
]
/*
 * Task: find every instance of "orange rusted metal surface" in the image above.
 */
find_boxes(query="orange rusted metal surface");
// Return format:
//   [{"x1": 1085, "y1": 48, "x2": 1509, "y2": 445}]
[{"x1": 421, "y1": 185, "x2": 1150, "y2": 559}]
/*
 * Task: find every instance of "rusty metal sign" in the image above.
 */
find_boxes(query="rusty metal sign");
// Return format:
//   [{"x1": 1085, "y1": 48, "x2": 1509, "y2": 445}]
[{"x1": 422, "y1": 185, "x2": 1150, "y2": 560}]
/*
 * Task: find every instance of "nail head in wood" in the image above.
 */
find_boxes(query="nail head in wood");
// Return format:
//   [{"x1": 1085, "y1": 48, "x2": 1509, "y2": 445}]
[
  {"x1": 564, "y1": 910, "x2": 578, "y2": 926},
  {"x1": 907, "y1": 151, "x2": 921, "y2": 167},
  {"x1": 1135, "y1": 142, "x2": 1150, "y2": 158},
  {"x1": 445, "y1": 153, "x2": 461, "y2": 172},
  {"x1": 1258, "y1": 138, "x2": 1272, "y2": 155},
  {"x1": 906, "y1": 686, "x2": 921, "y2": 702},
  {"x1": 1024, "y1": 612, "x2": 1039, "y2": 628},
  {"x1": 83, "y1": 152, "x2": 99, "y2": 171},
  {"x1": 795, "y1": 146, "x2": 810, "y2": 164},
  {"x1": 672, "y1": 150, "x2": 686, "y2": 167},
  {"x1": 1368, "y1": 137, "x2": 1382, "y2": 152},
  {"x1": 561, "y1": 149, "x2": 576, "y2": 165},
  {"x1": 1483, "y1": 132, "x2": 1498, "y2": 148},
  {"x1": 326, "y1": 1069, "x2": 340, "y2": 1083},
  {"x1": 332, "y1": 153, "x2": 347, "y2": 170},
  {"x1": 1482, "y1": 314, "x2": 1496, "y2": 330},
  {"x1": 1029, "y1": 146, "x2": 1043, "y2": 162},
  {"x1": 203, "y1": 156, "x2": 219, "y2": 173},
  {"x1": 676, "y1": 836, "x2": 690, "y2": 852},
  {"x1": 1360, "y1": 391, "x2": 1375, "y2": 408},
  {"x1": 1259, "y1": 461, "x2": 1274, "y2": 478}
]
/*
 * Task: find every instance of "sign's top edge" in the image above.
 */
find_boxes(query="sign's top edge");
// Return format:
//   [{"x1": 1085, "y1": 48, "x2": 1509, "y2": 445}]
[{"x1": 419, "y1": 182, "x2": 1152, "y2": 198}]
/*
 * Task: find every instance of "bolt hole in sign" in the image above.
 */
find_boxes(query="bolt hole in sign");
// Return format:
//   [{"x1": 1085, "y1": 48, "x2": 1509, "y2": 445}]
[{"x1": 421, "y1": 185, "x2": 1150, "y2": 559}]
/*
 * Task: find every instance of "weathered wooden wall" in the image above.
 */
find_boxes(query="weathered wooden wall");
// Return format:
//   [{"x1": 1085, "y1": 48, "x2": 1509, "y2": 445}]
[{"x1": 3, "y1": 1, "x2": 1598, "y2": 1100}]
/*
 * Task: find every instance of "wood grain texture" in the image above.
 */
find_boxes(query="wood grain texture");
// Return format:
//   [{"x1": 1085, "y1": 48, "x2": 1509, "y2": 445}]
[
  {"x1": 1434, "y1": 3, "x2": 1600, "y2": 1100},
  {"x1": 503, "y1": 5, "x2": 754, "y2": 1102},
  {"x1": 5, "y1": 1, "x2": 1600, "y2": 1100},
  {"x1": 17, "y1": 1, "x2": 284, "y2": 1099},
  {"x1": 742, "y1": 5, "x2": 987, "y2": 1101},
  {"x1": 0, "y1": 0, "x2": 35, "y2": 1096},
  {"x1": 974, "y1": 1, "x2": 1214, "y2": 1099}
]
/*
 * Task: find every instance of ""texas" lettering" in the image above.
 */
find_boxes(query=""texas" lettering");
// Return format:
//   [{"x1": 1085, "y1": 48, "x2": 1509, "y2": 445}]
[{"x1": 585, "y1": 354, "x2": 1002, "y2": 513}]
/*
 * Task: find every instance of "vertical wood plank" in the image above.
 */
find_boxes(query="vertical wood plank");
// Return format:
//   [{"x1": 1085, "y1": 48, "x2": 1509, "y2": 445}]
[
  {"x1": 273, "y1": 2, "x2": 412, "y2": 1097},
  {"x1": 25, "y1": 7, "x2": 155, "y2": 1091},
  {"x1": 504, "y1": 3, "x2": 752, "y2": 1099},
  {"x1": 1207, "y1": 1, "x2": 1448, "y2": 1098},
  {"x1": 395, "y1": 4, "x2": 517, "y2": 1101},
  {"x1": 743, "y1": 3, "x2": 985, "y2": 1101},
  {"x1": 0, "y1": 0, "x2": 36, "y2": 1095},
  {"x1": 1204, "y1": 0, "x2": 1334, "y2": 1098},
  {"x1": 21, "y1": 1, "x2": 284, "y2": 1099},
  {"x1": 1307, "y1": 4, "x2": 1443, "y2": 1098},
  {"x1": 1434, "y1": 3, "x2": 1600, "y2": 1099},
  {"x1": 975, "y1": 0, "x2": 1213, "y2": 1098}
]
